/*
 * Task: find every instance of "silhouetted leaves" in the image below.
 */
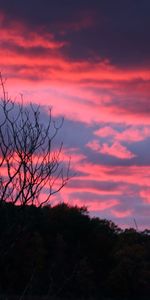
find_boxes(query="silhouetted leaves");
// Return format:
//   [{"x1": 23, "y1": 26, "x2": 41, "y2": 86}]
[{"x1": 0, "y1": 202, "x2": 149, "y2": 299}]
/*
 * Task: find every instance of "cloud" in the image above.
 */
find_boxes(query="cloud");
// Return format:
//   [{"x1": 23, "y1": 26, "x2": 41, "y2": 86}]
[
  {"x1": 94, "y1": 126, "x2": 117, "y2": 138},
  {"x1": 86, "y1": 140, "x2": 101, "y2": 152},
  {"x1": 139, "y1": 189, "x2": 150, "y2": 204},
  {"x1": 0, "y1": 10, "x2": 150, "y2": 127},
  {"x1": 75, "y1": 163, "x2": 150, "y2": 192},
  {"x1": 67, "y1": 179, "x2": 124, "y2": 196},
  {"x1": 100, "y1": 142, "x2": 136, "y2": 159},
  {"x1": 94, "y1": 126, "x2": 150, "y2": 143},
  {"x1": 86, "y1": 139, "x2": 136, "y2": 159},
  {"x1": 67, "y1": 197, "x2": 119, "y2": 212},
  {"x1": 1, "y1": 0, "x2": 150, "y2": 67},
  {"x1": 0, "y1": 3, "x2": 150, "y2": 229},
  {"x1": 111, "y1": 209, "x2": 132, "y2": 218}
]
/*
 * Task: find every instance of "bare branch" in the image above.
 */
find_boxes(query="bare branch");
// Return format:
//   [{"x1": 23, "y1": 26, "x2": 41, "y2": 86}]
[{"x1": 0, "y1": 79, "x2": 71, "y2": 206}]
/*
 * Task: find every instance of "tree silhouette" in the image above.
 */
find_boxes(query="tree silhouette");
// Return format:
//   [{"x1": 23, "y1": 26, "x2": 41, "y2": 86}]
[
  {"x1": 0, "y1": 201, "x2": 149, "y2": 299},
  {"x1": 0, "y1": 74, "x2": 70, "y2": 206}
]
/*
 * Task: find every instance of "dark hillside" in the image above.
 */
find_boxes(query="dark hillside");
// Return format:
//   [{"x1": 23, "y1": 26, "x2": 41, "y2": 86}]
[{"x1": 0, "y1": 202, "x2": 149, "y2": 299}]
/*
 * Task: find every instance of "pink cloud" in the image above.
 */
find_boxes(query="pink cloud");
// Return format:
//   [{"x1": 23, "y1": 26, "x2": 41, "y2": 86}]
[
  {"x1": 86, "y1": 139, "x2": 136, "y2": 159},
  {"x1": 95, "y1": 126, "x2": 150, "y2": 143},
  {"x1": 86, "y1": 140, "x2": 101, "y2": 152},
  {"x1": 62, "y1": 148, "x2": 87, "y2": 164},
  {"x1": 111, "y1": 209, "x2": 133, "y2": 218},
  {"x1": 139, "y1": 189, "x2": 150, "y2": 204},
  {"x1": 76, "y1": 163, "x2": 150, "y2": 188},
  {"x1": 94, "y1": 126, "x2": 117, "y2": 138},
  {"x1": 0, "y1": 11, "x2": 150, "y2": 230},
  {"x1": 68, "y1": 198, "x2": 119, "y2": 212},
  {"x1": 117, "y1": 127, "x2": 150, "y2": 142},
  {"x1": 100, "y1": 141, "x2": 136, "y2": 159},
  {"x1": 67, "y1": 181, "x2": 123, "y2": 196},
  {"x1": 0, "y1": 11, "x2": 150, "y2": 127}
]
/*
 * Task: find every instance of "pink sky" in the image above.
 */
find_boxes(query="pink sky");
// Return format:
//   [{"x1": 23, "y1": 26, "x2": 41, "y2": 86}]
[{"x1": 0, "y1": 2, "x2": 150, "y2": 229}]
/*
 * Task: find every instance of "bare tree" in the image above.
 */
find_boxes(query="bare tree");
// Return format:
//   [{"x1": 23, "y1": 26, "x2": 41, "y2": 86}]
[{"x1": 0, "y1": 75, "x2": 70, "y2": 207}]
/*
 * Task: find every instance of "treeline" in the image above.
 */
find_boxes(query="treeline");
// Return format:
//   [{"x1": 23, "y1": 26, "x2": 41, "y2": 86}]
[{"x1": 0, "y1": 201, "x2": 149, "y2": 300}]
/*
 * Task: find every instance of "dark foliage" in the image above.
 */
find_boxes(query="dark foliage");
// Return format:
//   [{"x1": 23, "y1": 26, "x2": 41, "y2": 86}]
[{"x1": 0, "y1": 201, "x2": 149, "y2": 300}]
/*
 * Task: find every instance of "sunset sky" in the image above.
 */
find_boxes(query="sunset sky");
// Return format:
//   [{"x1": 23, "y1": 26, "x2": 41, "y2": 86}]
[{"x1": 0, "y1": 0, "x2": 150, "y2": 229}]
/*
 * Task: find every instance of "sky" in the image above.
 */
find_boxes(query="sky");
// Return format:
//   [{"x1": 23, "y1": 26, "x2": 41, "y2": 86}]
[{"x1": 0, "y1": 0, "x2": 150, "y2": 229}]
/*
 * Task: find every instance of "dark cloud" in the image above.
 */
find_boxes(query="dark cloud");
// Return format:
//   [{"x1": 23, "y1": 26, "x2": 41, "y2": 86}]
[
  {"x1": 68, "y1": 179, "x2": 121, "y2": 191},
  {"x1": 1, "y1": 41, "x2": 55, "y2": 57},
  {"x1": 69, "y1": 191, "x2": 117, "y2": 202},
  {"x1": 110, "y1": 96, "x2": 150, "y2": 116},
  {"x1": 1, "y1": 0, "x2": 150, "y2": 67}
]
